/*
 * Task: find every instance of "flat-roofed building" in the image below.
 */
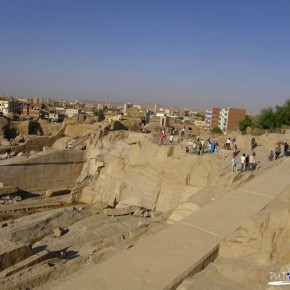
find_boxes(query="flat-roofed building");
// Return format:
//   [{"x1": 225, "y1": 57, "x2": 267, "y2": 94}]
[
  {"x1": 66, "y1": 108, "x2": 81, "y2": 118},
  {"x1": 0, "y1": 99, "x2": 9, "y2": 115},
  {"x1": 206, "y1": 107, "x2": 246, "y2": 132},
  {"x1": 210, "y1": 107, "x2": 221, "y2": 129},
  {"x1": 123, "y1": 103, "x2": 133, "y2": 115},
  {"x1": 21, "y1": 103, "x2": 40, "y2": 117},
  {"x1": 194, "y1": 120, "x2": 206, "y2": 127}
]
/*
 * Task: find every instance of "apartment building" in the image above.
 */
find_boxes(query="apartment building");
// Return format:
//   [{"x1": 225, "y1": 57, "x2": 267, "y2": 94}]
[
  {"x1": 226, "y1": 107, "x2": 246, "y2": 131},
  {"x1": 206, "y1": 107, "x2": 246, "y2": 132},
  {"x1": 21, "y1": 103, "x2": 40, "y2": 117}
]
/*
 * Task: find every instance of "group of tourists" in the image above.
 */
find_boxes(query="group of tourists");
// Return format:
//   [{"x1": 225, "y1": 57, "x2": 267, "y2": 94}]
[
  {"x1": 159, "y1": 128, "x2": 289, "y2": 170},
  {"x1": 207, "y1": 139, "x2": 219, "y2": 154},
  {"x1": 187, "y1": 137, "x2": 219, "y2": 155},
  {"x1": 225, "y1": 136, "x2": 239, "y2": 150},
  {"x1": 187, "y1": 139, "x2": 204, "y2": 154},
  {"x1": 159, "y1": 127, "x2": 176, "y2": 145},
  {"x1": 270, "y1": 142, "x2": 289, "y2": 160},
  {"x1": 228, "y1": 136, "x2": 257, "y2": 174},
  {"x1": 231, "y1": 138, "x2": 289, "y2": 174},
  {"x1": 231, "y1": 151, "x2": 257, "y2": 173}
]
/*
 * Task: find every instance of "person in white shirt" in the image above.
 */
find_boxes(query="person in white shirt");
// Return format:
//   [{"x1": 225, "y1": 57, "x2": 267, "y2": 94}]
[
  {"x1": 240, "y1": 153, "x2": 246, "y2": 173},
  {"x1": 208, "y1": 141, "x2": 212, "y2": 153},
  {"x1": 226, "y1": 138, "x2": 231, "y2": 150},
  {"x1": 193, "y1": 142, "x2": 197, "y2": 153},
  {"x1": 188, "y1": 139, "x2": 193, "y2": 153}
]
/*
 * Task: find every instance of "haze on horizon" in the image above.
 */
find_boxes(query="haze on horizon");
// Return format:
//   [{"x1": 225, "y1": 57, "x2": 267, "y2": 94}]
[{"x1": 0, "y1": 0, "x2": 290, "y2": 114}]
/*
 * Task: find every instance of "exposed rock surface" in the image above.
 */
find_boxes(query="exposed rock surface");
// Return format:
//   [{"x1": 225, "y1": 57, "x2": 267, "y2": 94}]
[
  {"x1": 0, "y1": 150, "x2": 86, "y2": 191},
  {"x1": 46, "y1": 188, "x2": 70, "y2": 197},
  {"x1": 0, "y1": 126, "x2": 289, "y2": 290},
  {"x1": 178, "y1": 185, "x2": 290, "y2": 290},
  {"x1": 0, "y1": 241, "x2": 32, "y2": 271},
  {"x1": 74, "y1": 132, "x2": 231, "y2": 213}
]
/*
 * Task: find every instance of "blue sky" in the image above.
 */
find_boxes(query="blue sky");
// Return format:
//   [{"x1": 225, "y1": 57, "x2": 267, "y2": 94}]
[{"x1": 0, "y1": 0, "x2": 290, "y2": 113}]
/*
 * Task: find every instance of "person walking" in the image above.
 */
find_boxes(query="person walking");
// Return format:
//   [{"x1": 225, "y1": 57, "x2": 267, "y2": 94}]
[
  {"x1": 232, "y1": 145, "x2": 237, "y2": 157},
  {"x1": 200, "y1": 140, "x2": 205, "y2": 155},
  {"x1": 188, "y1": 139, "x2": 193, "y2": 153},
  {"x1": 249, "y1": 153, "x2": 254, "y2": 170},
  {"x1": 169, "y1": 134, "x2": 173, "y2": 145},
  {"x1": 251, "y1": 137, "x2": 256, "y2": 150},
  {"x1": 284, "y1": 142, "x2": 289, "y2": 157},
  {"x1": 198, "y1": 143, "x2": 202, "y2": 155},
  {"x1": 245, "y1": 154, "x2": 250, "y2": 171},
  {"x1": 232, "y1": 136, "x2": 237, "y2": 145},
  {"x1": 208, "y1": 141, "x2": 212, "y2": 153},
  {"x1": 268, "y1": 150, "x2": 274, "y2": 161},
  {"x1": 231, "y1": 156, "x2": 237, "y2": 173},
  {"x1": 193, "y1": 142, "x2": 197, "y2": 153},
  {"x1": 226, "y1": 138, "x2": 231, "y2": 150},
  {"x1": 181, "y1": 126, "x2": 185, "y2": 136},
  {"x1": 159, "y1": 130, "x2": 165, "y2": 145},
  {"x1": 239, "y1": 153, "x2": 246, "y2": 173},
  {"x1": 211, "y1": 141, "x2": 215, "y2": 154},
  {"x1": 275, "y1": 144, "x2": 281, "y2": 160},
  {"x1": 215, "y1": 139, "x2": 219, "y2": 153}
]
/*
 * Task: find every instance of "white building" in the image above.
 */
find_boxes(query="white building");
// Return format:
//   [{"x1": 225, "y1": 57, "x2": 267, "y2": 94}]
[
  {"x1": 218, "y1": 108, "x2": 229, "y2": 131},
  {"x1": 65, "y1": 108, "x2": 80, "y2": 118},
  {"x1": 0, "y1": 100, "x2": 9, "y2": 116},
  {"x1": 205, "y1": 109, "x2": 212, "y2": 129}
]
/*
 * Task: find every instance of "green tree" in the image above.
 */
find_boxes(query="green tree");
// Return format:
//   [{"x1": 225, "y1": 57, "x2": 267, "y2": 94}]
[
  {"x1": 274, "y1": 105, "x2": 286, "y2": 128},
  {"x1": 239, "y1": 115, "x2": 254, "y2": 134},
  {"x1": 211, "y1": 127, "x2": 223, "y2": 134},
  {"x1": 259, "y1": 107, "x2": 276, "y2": 129},
  {"x1": 96, "y1": 109, "x2": 105, "y2": 122},
  {"x1": 92, "y1": 108, "x2": 105, "y2": 122},
  {"x1": 284, "y1": 99, "x2": 290, "y2": 126},
  {"x1": 257, "y1": 99, "x2": 290, "y2": 129}
]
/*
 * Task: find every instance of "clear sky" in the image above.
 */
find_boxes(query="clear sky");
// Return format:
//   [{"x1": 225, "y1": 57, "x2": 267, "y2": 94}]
[{"x1": 1, "y1": 0, "x2": 290, "y2": 114}]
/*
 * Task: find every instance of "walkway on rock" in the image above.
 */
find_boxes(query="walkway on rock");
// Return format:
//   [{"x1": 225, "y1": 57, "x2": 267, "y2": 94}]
[{"x1": 44, "y1": 158, "x2": 290, "y2": 290}]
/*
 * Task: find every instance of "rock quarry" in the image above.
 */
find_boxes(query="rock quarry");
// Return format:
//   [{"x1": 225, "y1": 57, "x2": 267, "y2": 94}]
[{"x1": 0, "y1": 118, "x2": 289, "y2": 289}]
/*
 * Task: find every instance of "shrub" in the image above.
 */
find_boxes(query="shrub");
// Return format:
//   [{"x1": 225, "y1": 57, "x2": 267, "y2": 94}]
[{"x1": 211, "y1": 127, "x2": 223, "y2": 134}]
